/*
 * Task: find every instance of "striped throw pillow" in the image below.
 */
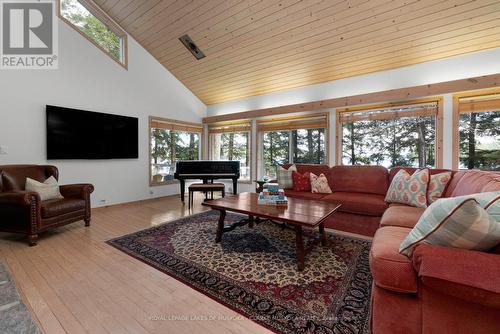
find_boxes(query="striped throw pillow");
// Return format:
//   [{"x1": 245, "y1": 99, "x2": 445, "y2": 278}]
[
  {"x1": 276, "y1": 164, "x2": 296, "y2": 189},
  {"x1": 399, "y1": 191, "x2": 500, "y2": 256}
]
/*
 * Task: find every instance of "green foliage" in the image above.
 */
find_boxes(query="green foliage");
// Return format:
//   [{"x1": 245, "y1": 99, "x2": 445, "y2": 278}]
[
  {"x1": 262, "y1": 128, "x2": 327, "y2": 177},
  {"x1": 263, "y1": 131, "x2": 290, "y2": 176},
  {"x1": 151, "y1": 128, "x2": 199, "y2": 177},
  {"x1": 293, "y1": 129, "x2": 326, "y2": 164},
  {"x1": 219, "y1": 132, "x2": 249, "y2": 163},
  {"x1": 459, "y1": 111, "x2": 500, "y2": 171},
  {"x1": 61, "y1": 0, "x2": 121, "y2": 61},
  {"x1": 342, "y1": 116, "x2": 435, "y2": 168}
]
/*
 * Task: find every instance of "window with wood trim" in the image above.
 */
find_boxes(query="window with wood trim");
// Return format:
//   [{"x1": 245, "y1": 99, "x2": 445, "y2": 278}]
[
  {"x1": 60, "y1": 0, "x2": 127, "y2": 67},
  {"x1": 454, "y1": 92, "x2": 500, "y2": 171},
  {"x1": 150, "y1": 117, "x2": 202, "y2": 185},
  {"x1": 208, "y1": 121, "x2": 252, "y2": 181},
  {"x1": 337, "y1": 99, "x2": 443, "y2": 168},
  {"x1": 257, "y1": 114, "x2": 328, "y2": 178}
]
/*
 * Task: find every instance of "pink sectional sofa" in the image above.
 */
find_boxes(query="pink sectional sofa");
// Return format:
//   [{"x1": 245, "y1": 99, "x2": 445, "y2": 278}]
[
  {"x1": 371, "y1": 168, "x2": 500, "y2": 334},
  {"x1": 281, "y1": 164, "x2": 500, "y2": 333}
]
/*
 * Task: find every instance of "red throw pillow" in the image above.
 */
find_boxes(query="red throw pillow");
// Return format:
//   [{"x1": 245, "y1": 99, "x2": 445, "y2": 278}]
[{"x1": 292, "y1": 171, "x2": 311, "y2": 192}]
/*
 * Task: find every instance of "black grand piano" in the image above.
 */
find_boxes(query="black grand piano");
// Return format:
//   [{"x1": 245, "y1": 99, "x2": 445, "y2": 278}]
[{"x1": 174, "y1": 160, "x2": 240, "y2": 202}]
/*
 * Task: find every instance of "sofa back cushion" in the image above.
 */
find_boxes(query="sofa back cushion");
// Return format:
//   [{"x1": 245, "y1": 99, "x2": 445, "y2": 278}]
[
  {"x1": 445, "y1": 170, "x2": 500, "y2": 197},
  {"x1": 330, "y1": 165, "x2": 389, "y2": 195},
  {"x1": 0, "y1": 165, "x2": 59, "y2": 192}
]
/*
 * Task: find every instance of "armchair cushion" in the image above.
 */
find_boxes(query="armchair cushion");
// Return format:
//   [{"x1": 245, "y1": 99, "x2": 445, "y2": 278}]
[
  {"x1": 370, "y1": 226, "x2": 418, "y2": 293},
  {"x1": 41, "y1": 198, "x2": 86, "y2": 218}
]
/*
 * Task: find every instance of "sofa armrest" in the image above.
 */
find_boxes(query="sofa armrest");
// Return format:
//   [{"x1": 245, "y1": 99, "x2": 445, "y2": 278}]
[
  {"x1": 0, "y1": 191, "x2": 40, "y2": 205},
  {"x1": 59, "y1": 184, "x2": 94, "y2": 199},
  {"x1": 412, "y1": 244, "x2": 500, "y2": 308}
]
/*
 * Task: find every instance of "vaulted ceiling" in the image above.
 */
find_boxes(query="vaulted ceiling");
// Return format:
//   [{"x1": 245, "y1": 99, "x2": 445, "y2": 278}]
[{"x1": 94, "y1": 0, "x2": 500, "y2": 105}]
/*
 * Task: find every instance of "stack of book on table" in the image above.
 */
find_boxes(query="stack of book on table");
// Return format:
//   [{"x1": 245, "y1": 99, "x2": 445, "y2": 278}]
[{"x1": 257, "y1": 183, "x2": 288, "y2": 206}]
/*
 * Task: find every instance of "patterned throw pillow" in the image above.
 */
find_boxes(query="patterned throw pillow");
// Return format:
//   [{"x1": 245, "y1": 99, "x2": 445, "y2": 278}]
[
  {"x1": 310, "y1": 173, "x2": 332, "y2": 194},
  {"x1": 385, "y1": 169, "x2": 429, "y2": 208},
  {"x1": 25, "y1": 176, "x2": 64, "y2": 201},
  {"x1": 276, "y1": 164, "x2": 297, "y2": 189},
  {"x1": 292, "y1": 171, "x2": 311, "y2": 192},
  {"x1": 427, "y1": 172, "x2": 452, "y2": 204},
  {"x1": 399, "y1": 192, "x2": 500, "y2": 256}
]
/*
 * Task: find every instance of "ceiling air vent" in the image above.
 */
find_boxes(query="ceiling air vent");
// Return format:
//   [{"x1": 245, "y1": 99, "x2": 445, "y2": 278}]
[{"x1": 179, "y1": 34, "x2": 205, "y2": 60}]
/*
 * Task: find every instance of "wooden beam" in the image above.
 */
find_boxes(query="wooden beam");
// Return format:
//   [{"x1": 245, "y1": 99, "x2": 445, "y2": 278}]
[{"x1": 203, "y1": 73, "x2": 500, "y2": 123}]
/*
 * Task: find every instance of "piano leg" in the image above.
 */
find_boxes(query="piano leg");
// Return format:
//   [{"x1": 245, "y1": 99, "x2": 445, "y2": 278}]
[
  {"x1": 233, "y1": 178, "x2": 238, "y2": 195},
  {"x1": 180, "y1": 180, "x2": 185, "y2": 202}
]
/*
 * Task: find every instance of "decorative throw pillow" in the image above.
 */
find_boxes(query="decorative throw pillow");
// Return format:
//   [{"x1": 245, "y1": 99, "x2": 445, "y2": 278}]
[
  {"x1": 385, "y1": 169, "x2": 429, "y2": 208},
  {"x1": 427, "y1": 172, "x2": 452, "y2": 204},
  {"x1": 310, "y1": 173, "x2": 332, "y2": 194},
  {"x1": 276, "y1": 164, "x2": 297, "y2": 189},
  {"x1": 25, "y1": 176, "x2": 64, "y2": 201},
  {"x1": 399, "y1": 192, "x2": 500, "y2": 256},
  {"x1": 292, "y1": 171, "x2": 311, "y2": 192}
]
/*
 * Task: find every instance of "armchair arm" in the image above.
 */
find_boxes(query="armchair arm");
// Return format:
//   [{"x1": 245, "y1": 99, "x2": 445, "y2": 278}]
[
  {"x1": 0, "y1": 191, "x2": 41, "y2": 235},
  {"x1": 59, "y1": 184, "x2": 94, "y2": 199},
  {"x1": 0, "y1": 191, "x2": 40, "y2": 205},
  {"x1": 412, "y1": 244, "x2": 500, "y2": 308}
]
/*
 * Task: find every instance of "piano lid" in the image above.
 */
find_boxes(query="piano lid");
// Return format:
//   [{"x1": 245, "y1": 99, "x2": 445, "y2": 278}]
[{"x1": 174, "y1": 160, "x2": 240, "y2": 176}]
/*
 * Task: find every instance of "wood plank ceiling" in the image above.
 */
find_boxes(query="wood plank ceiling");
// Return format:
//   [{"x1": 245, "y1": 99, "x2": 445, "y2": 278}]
[{"x1": 94, "y1": 0, "x2": 500, "y2": 105}]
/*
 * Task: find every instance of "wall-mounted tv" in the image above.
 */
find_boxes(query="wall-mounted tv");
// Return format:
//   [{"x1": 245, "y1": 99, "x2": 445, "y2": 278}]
[{"x1": 46, "y1": 105, "x2": 139, "y2": 160}]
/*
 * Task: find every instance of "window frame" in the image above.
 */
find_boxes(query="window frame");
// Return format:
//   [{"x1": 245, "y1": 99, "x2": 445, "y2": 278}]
[
  {"x1": 452, "y1": 88, "x2": 500, "y2": 170},
  {"x1": 58, "y1": 0, "x2": 128, "y2": 69},
  {"x1": 256, "y1": 113, "x2": 330, "y2": 178},
  {"x1": 208, "y1": 121, "x2": 253, "y2": 183},
  {"x1": 335, "y1": 97, "x2": 444, "y2": 168},
  {"x1": 149, "y1": 116, "x2": 203, "y2": 187}
]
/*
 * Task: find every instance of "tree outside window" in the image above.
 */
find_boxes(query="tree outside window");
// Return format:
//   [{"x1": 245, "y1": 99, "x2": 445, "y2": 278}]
[
  {"x1": 211, "y1": 132, "x2": 250, "y2": 180},
  {"x1": 151, "y1": 128, "x2": 200, "y2": 183},
  {"x1": 341, "y1": 116, "x2": 436, "y2": 168},
  {"x1": 262, "y1": 128, "x2": 327, "y2": 177},
  {"x1": 61, "y1": 0, "x2": 125, "y2": 64},
  {"x1": 459, "y1": 111, "x2": 500, "y2": 171}
]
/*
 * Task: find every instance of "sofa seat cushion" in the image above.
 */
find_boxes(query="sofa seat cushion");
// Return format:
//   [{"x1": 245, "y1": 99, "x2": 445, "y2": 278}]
[
  {"x1": 380, "y1": 204, "x2": 425, "y2": 229},
  {"x1": 284, "y1": 190, "x2": 326, "y2": 200},
  {"x1": 41, "y1": 198, "x2": 85, "y2": 218},
  {"x1": 370, "y1": 226, "x2": 418, "y2": 293},
  {"x1": 321, "y1": 192, "x2": 387, "y2": 216}
]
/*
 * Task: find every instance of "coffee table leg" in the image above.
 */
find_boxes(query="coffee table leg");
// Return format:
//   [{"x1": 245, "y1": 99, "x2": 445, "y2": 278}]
[
  {"x1": 295, "y1": 225, "x2": 305, "y2": 271},
  {"x1": 319, "y1": 223, "x2": 327, "y2": 246},
  {"x1": 248, "y1": 215, "x2": 254, "y2": 228},
  {"x1": 215, "y1": 209, "x2": 226, "y2": 243}
]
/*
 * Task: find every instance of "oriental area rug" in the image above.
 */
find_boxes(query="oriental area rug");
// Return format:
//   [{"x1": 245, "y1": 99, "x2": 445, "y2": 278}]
[{"x1": 107, "y1": 211, "x2": 372, "y2": 334}]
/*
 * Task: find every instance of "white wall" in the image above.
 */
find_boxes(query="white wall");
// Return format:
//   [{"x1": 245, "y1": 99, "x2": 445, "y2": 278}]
[
  {"x1": 0, "y1": 21, "x2": 206, "y2": 207},
  {"x1": 207, "y1": 48, "x2": 500, "y2": 169}
]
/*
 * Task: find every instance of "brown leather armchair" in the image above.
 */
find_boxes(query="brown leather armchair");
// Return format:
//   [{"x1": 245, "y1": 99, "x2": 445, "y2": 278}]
[{"x1": 0, "y1": 165, "x2": 94, "y2": 246}]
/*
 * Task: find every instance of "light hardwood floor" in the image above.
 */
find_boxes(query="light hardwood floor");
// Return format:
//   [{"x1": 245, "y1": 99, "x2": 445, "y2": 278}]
[{"x1": 0, "y1": 195, "x2": 273, "y2": 334}]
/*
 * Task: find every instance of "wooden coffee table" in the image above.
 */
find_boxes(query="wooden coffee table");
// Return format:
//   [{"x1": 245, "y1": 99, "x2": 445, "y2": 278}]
[{"x1": 202, "y1": 192, "x2": 341, "y2": 271}]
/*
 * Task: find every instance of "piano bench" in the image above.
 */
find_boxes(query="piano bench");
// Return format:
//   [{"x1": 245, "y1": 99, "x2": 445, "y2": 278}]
[{"x1": 188, "y1": 183, "x2": 225, "y2": 209}]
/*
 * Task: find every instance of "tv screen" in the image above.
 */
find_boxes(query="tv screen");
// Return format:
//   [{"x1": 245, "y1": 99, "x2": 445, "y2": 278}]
[{"x1": 46, "y1": 105, "x2": 138, "y2": 160}]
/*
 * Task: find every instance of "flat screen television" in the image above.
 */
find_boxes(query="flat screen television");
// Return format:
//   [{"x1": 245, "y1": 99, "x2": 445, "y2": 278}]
[{"x1": 46, "y1": 105, "x2": 139, "y2": 160}]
